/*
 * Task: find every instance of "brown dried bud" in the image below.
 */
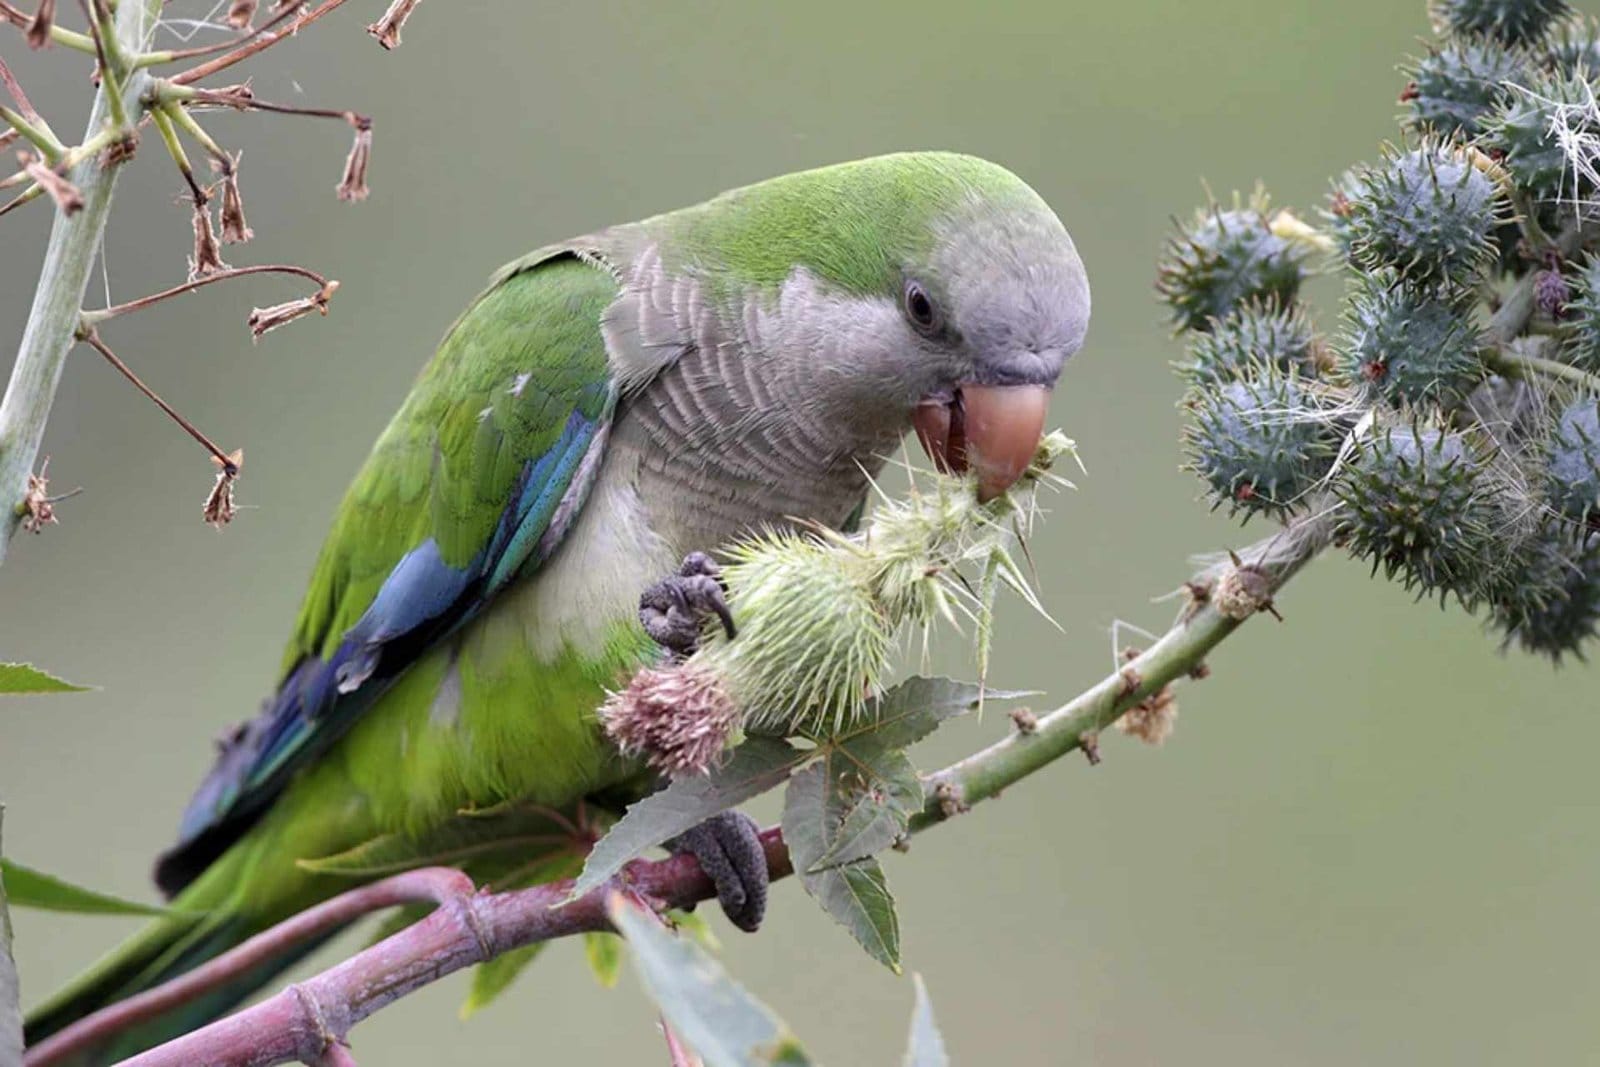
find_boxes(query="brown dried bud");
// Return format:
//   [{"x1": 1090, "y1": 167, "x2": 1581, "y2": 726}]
[
  {"x1": 336, "y1": 115, "x2": 372, "y2": 202},
  {"x1": 599, "y1": 663, "x2": 740, "y2": 778},
  {"x1": 226, "y1": 0, "x2": 258, "y2": 29},
  {"x1": 367, "y1": 0, "x2": 421, "y2": 49},
  {"x1": 188, "y1": 196, "x2": 229, "y2": 280},
  {"x1": 1115, "y1": 685, "x2": 1178, "y2": 746},
  {"x1": 20, "y1": 458, "x2": 58, "y2": 534},
  {"x1": 1213, "y1": 556, "x2": 1278, "y2": 621},
  {"x1": 1008, "y1": 706, "x2": 1038, "y2": 735},
  {"x1": 25, "y1": 0, "x2": 54, "y2": 49},
  {"x1": 215, "y1": 154, "x2": 253, "y2": 244},
  {"x1": 18, "y1": 151, "x2": 83, "y2": 215},
  {"x1": 203, "y1": 449, "x2": 244, "y2": 529},
  {"x1": 103, "y1": 129, "x2": 139, "y2": 167},
  {"x1": 195, "y1": 83, "x2": 257, "y2": 111},
  {"x1": 247, "y1": 280, "x2": 338, "y2": 341}
]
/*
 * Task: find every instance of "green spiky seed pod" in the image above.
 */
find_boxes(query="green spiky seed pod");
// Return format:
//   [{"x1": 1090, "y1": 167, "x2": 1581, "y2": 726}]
[
  {"x1": 708, "y1": 533, "x2": 895, "y2": 736},
  {"x1": 1184, "y1": 373, "x2": 1338, "y2": 519},
  {"x1": 1157, "y1": 197, "x2": 1310, "y2": 332},
  {"x1": 1488, "y1": 524, "x2": 1600, "y2": 661},
  {"x1": 1542, "y1": 16, "x2": 1600, "y2": 72},
  {"x1": 1340, "y1": 275, "x2": 1485, "y2": 408},
  {"x1": 1343, "y1": 144, "x2": 1504, "y2": 288},
  {"x1": 1563, "y1": 256, "x2": 1600, "y2": 371},
  {"x1": 1178, "y1": 301, "x2": 1325, "y2": 387},
  {"x1": 1546, "y1": 394, "x2": 1600, "y2": 520},
  {"x1": 1432, "y1": 0, "x2": 1572, "y2": 46},
  {"x1": 1404, "y1": 39, "x2": 1530, "y2": 138},
  {"x1": 1482, "y1": 68, "x2": 1600, "y2": 199},
  {"x1": 1336, "y1": 424, "x2": 1501, "y2": 602}
]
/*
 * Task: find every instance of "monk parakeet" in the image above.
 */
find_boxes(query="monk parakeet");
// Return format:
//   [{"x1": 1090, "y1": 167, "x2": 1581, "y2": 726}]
[{"x1": 26, "y1": 151, "x2": 1090, "y2": 1059}]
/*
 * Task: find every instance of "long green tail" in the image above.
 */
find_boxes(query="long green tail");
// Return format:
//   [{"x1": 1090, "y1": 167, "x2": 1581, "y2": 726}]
[{"x1": 22, "y1": 847, "x2": 338, "y2": 1065}]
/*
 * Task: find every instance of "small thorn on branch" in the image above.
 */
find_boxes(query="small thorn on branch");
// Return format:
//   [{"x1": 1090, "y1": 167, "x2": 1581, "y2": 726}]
[
  {"x1": 24, "y1": 0, "x2": 52, "y2": 48},
  {"x1": 17, "y1": 150, "x2": 81, "y2": 214},
  {"x1": 366, "y1": 0, "x2": 420, "y2": 50},
  {"x1": 1079, "y1": 730, "x2": 1102, "y2": 765}
]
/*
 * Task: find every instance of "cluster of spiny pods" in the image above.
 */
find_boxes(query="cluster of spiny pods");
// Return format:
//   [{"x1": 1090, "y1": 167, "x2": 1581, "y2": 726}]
[{"x1": 1157, "y1": 0, "x2": 1600, "y2": 660}]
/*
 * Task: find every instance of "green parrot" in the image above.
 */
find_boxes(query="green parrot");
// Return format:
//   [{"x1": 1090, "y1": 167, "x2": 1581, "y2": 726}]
[{"x1": 24, "y1": 150, "x2": 1090, "y2": 1061}]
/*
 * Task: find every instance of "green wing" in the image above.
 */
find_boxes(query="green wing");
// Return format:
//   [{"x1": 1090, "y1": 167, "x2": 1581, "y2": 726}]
[{"x1": 155, "y1": 252, "x2": 621, "y2": 893}]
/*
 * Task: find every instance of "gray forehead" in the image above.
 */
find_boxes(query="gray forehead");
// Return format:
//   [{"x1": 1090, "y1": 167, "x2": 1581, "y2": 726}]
[{"x1": 929, "y1": 191, "x2": 1091, "y2": 357}]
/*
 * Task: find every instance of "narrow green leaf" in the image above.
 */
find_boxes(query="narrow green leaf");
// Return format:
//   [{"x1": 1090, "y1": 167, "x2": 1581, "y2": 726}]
[
  {"x1": 670, "y1": 908, "x2": 722, "y2": 954},
  {"x1": 1, "y1": 859, "x2": 175, "y2": 916},
  {"x1": 460, "y1": 942, "x2": 547, "y2": 1019},
  {"x1": 583, "y1": 931, "x2": 624, "y2": 989},
  {"x1": 608, "y1": 893, "x2": 813, "y2": 1067},
  {"x1": 1, "y1": 809, "x2": 24, "y2": 1067},
  {"x1": 569, "y1": 736, "x2": 805, "y2": 901},
  {"x1": 299, "y1": 802, "x2": 578, "y2": 877},
  {"x1": 0, "y1": 662, "x2": 91, "y2": 695},
  {"x1": 782, "y1": 764, "x2": 901, "y2": 971},
  {"x1": 903, "y1": 974, "x2": 949, "y2": 1067}
]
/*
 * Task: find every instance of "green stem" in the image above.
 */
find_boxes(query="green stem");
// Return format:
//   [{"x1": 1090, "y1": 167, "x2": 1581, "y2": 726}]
[
  {"x1": 1483, "y1": 348, "x2": 1600, "y2": 393},
  {"x1": 911, "y1": 515, "x2": 1331, "y2": 831},
  {"x1": 0, "y1": 104, "x2": 65, "y2": 160},
  {"x1": 0, "y1": 0, "x2": 161, "y2": 568}
]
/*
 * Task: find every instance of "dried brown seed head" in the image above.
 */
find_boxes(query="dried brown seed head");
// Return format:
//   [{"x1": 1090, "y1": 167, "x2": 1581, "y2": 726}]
[
  {"x1": 18, "y1": 151, "x2": 83, "y2": 215},
  {"x1": 336, "y1": 115, "x2": 371, "y2": 202},
  {"x1": 598, "y1": 664, "x2": 740, "y2": 778}
]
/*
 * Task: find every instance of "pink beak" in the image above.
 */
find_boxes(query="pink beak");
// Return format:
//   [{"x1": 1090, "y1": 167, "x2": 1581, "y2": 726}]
[{"x1": 912, "y1": 384, "x2": 1051, "y2": 502}]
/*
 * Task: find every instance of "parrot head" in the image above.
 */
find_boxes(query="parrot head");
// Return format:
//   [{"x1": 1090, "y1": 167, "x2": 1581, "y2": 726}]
[{"x1": 647, "y1": 151, "x2": 1091, "y2": 502}]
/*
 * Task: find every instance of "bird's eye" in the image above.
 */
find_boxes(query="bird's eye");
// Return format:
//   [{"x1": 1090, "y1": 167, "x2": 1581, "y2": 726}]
[{"x1": 903, "y1": 281, "x2": 939, "y2": 334}]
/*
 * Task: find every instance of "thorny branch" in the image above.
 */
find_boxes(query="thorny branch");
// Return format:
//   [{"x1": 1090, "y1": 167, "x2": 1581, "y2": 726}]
[
  {"x1": 25, "y1": 513, "x2": 1326, "y2": 1067},
  {"x1": 0, "y1": 0, "x2": 409, "y2": 561}
]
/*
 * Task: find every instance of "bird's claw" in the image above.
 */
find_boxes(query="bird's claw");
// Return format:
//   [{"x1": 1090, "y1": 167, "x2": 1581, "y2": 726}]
[
  {"x1": 639, "y1": 551, "x2": 735, "y2": 659},
  {"x1": 665, "y1": 810, "x2": 767, "y2": 933}
]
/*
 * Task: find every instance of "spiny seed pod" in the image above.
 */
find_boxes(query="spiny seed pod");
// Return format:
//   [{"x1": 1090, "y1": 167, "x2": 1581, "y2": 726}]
[
  {"x1": 1343, "y1": 143, "x2": 1504, "y2": 288},
  {"x1": 1564, "y1": 256, "x2": 1600, "y2": 371},
  {"x1": 1483, "y1": 68, "x2": 1600, "y2": 199},
  {"x1": 706, "y1": 533, "x2": 893, "y2": 737},
  {"x1": 1179, "y1": 301, "x2": 1325, "y2": 387},
  {"x1": 1546, "y1": 394, "x2": 1600, "y2": 520},
  {"x1": 1432, "y1": 0, "x2": 1573, "y2": 47},
  {"x1": 1184, "y1": 372, "x2": 1338, "y2": 519},
  {"x1": 1340, "y1": 275, "x2": 1484, "y2": 408},
  {"x1": 1157, "y1": 197, "x2": 1311, "y2": 332},
  {"x1": 1337, "y1": 424, "x2": 1501, "y2": 603},
  {"x1": 1542, "y1": 16, "x2": 1600, "y2": 73},
  {"x1": 1488, "y1": 524, "x2": 1600, "y2": 661},
  {"x1": 1404, "y1": 38, "x2": 1530, "y2": 138}
]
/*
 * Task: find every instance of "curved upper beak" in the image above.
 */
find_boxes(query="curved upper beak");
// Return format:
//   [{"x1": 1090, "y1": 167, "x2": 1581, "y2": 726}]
[{"x1": 912, "y1": 383, "x2": 1051, "y2": 502}]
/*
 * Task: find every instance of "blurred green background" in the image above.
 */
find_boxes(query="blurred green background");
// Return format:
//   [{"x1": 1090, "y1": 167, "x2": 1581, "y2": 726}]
[{"x1": 3, "y1": 2, "x2": 1598, "y2": 1063}]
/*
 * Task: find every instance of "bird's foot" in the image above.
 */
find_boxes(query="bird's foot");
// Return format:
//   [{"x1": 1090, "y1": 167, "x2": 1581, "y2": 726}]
[
  {"x1": 639, "y1": 551, "x2": 735, "y2": 659},
  {"x1": 665, "y1": 810, "x2": 767, "y2": 932}
]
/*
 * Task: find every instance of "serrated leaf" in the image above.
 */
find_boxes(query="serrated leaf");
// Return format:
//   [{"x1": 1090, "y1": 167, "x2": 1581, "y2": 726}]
[
  {"x1": 838, "y1": 676, "x2": 1028, "y2": 751},
  {"x1": 461, "y1": 942, "x2": 547, "y2": 1019},
  {"x1": 0, "y1": 662, "x2": 90, "y2": 695},
  {"x1": 0, "y1": 859, "x2": 177, "y2": 916},
  {"x1": 782, "y1": 764, "x2": 901, "y2": 971},
  {"x1": 1, "y1": 810, "x2": 23, "y2": 1067},
  {"x1": 300, "y1": 802, "x2": 578, "y2": 878},
  {"x1": 583, "y1": 931, "x2": 624, "y2": 989},
  {"x1": 809, "y1": 744, "x2": 920, "y2": 871},
  {"x1": 903, "y1": 974, "x2": 949, "y2": 1067},
  {"x1": 609, "y1": 893, "x2": 813, "y2": 1067},
  {"x1": 569, "y1": 736, "x2": 805, "y2": 901}
]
